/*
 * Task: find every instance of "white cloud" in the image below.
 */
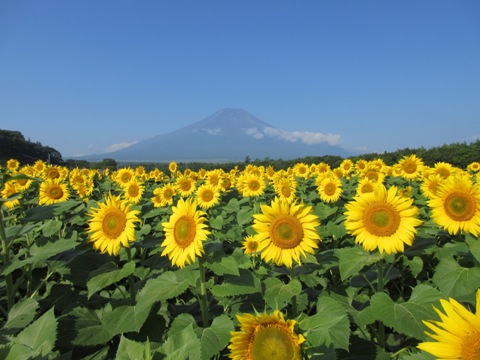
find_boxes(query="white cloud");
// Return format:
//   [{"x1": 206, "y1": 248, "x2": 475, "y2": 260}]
[
  {"x1": 204, "y1": 128, "x2": 223, "y2": 136},
  {"x1": 262, "y1": 127, "x2": 341, "y2": 145},
  {"x1": 244, "y1": 127, "x2": 264, "y2": 139},
  {"x1": 105, "y1": 141, "x2": 138, "y2": 152}
]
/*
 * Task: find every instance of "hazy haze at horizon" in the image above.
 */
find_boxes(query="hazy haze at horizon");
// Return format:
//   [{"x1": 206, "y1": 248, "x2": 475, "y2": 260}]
[{"x1": 1, "y1": 1, "x2": 479, "y2": 158}]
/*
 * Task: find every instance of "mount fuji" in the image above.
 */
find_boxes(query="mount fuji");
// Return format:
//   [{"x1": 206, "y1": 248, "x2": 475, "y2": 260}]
[{"x1": 79, "y1": 109, "x2": 354, "y2": 162}]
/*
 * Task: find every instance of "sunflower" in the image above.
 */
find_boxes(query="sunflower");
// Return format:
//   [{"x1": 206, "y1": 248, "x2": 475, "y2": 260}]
[
  {"x1": 242, "y1": 235, "x2": 260, "y2": 256},
  {"x1": 467, "y1": 161, "x2": 480, "y2": 173},
  {"x1": 152, "y1": 183, "x2": 176, "y2": 207},
  {"x1": 6, "y1": 159, "x2": 20, "y2": 172},
  {"x1": 316, "y1": 174, "x2": 343, "y2": 203},
  {"x1": 122, "y1": 179, "x2": 144, "y2": 204},
  {"x1": 168, "y1": 161, "x2": 178, "y2": 174},
  {"x1": 42, "y1": 165, "x2": 63, "y2": 181},
  {"x1": 433, "y1": 162, "x2": 456, "y2": 179},
  {"x1": 238, "y1": 173, "x2": 267, "y2": 197},
  {"x1": 420, "y1": 174, "x2": 445, "y2": 199},
  {"x1": 395, "y1": 154, "x2": 424, "y2": 181},
  {"x1": 417, "y1": 289, "x2": 480, "y2": 359},
  {"x1": 344, "y1": 183, "x2": 423, "y2": 254},
  {"x1": 428, "y1": 174, "x2": 480, "y2": 237},
  {"x1": 1, "y1": 182, "x2": 21, "y2": 209},
  {"x1": 195, "y1": 184, "x2": 220, "y2": 209},
  {"x1": 293, "y1": 163, "x2": 309, "y2": 179},
  {"x1": 175, "y1": 175, "x2": 196, "y2": 197},
  {"x1": 228, "y1": 310, "x2": 305, "y2": 360},
  {"x1": 356, "y1": 178, "x2": 376, "y2": 195},
  {"x1": 38, "y1": 179, "x2": 70, "y2": 205},
  {"x1": 115, "y1": 167, "x2": 135, "y2": 187},
  {"x1": 87, "y1": 193, "x2": 140, "y2": 256},
  {"x1": 252, "y1": 197, "x2": 321, "y2": 268},
  {"x1": 273, "y1": 176, "x2": 297, "y2": 204},
  {"x1": 161, "y1": 197, "x2": 210, "y2": 268}
]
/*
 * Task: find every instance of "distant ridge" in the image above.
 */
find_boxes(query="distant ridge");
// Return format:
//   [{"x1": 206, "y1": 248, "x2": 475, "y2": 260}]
[{"x1": 77, "y1": 108, "x2": 354, "y2": 162}]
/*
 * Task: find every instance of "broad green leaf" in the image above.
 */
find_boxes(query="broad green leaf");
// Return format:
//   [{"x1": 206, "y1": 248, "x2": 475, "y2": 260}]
[
  {"x1": 314, "y1": 202, "x2": 338, "y2": 220},
  {"x1": 71, "y1": 307, "x2": 113, "y2": 346},
  {"x1": 136, "y1": 270, "x2": 190, "y2": 305},
  {"x1": 102, "y1": 304, "x2": 153, "y2": 336},
  {"x1": 41, "y1": 219, "x2": 63, "y2": 237},
  {"x1": 466, "y1": 233, "x2": 480, "y2": 263},
  {"x1": 116, "y1": 335, "x2": 147, "y2": 360},
  {"x1": 264, "y1": 277, "x2": 302, "y2": 310},
  {"x1": 200, "y1": 315, "x2": 234, "y2": 360},
  {"x1": 205, "y1": 255, "x2": 240, "y2": 276},
  {"x1": 1, "y1": 237, "x2": 78, "y2": 275},
  {"x1": 210, "y1": 215, "x2": 224, "y2": 230},
  {"x1": 236, "y1": 207, "x2": 253, "y2": 226},
  {"x1": 22, "y1": 200, "x2": 81, "y2": 221},
  {"x1": 87, "y1": 260, "x2": 136, "y2": 299},
  {"x1": 223, "y1": 198, "x2": 240, "y2": 213},
  {"x1": 14, "y1": 307, "x2": 57, "y2": 356},
  {"x1": 335, "y1": 246, "x2": 384, "y2": 281},
  {"x1": 400, "y1": 351, "x2": 435, "y2": 360},
  {"x1": 433, "y1": 258, "x2": 480, "y2": 297},
  {"x1": 368, "y1": 285, "x2": 442, "y2": 340},
  {"x1": 211, "y1": 269, "x2": 261, "y2": 297},
  {"x1": 163, "y1": 320, "x2": 201, "y2": 360},
  {"x1": 300, "y1": 296, "x2": 350, "y2": 350},
  {"x1": 3, "y1": 298, "x2": 39, "y2": 331}
]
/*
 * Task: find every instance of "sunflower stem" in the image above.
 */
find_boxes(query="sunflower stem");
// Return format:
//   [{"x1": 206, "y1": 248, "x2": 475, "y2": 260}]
[
  {"x1": 377, "y1": 259, "x2": 386, "y2": 349},
  {"x1": 198, "y1": 258, "x2": 209, "y2": 327},
  {"x1": 290, "y1": 267, "x2": 298, "y2": 318},
  {"x1": 125, "y1": 247, "x2": 136, "y2": 305},
  {"x1": 0, "y1": 207, "x2": 15, "y2": 312}
]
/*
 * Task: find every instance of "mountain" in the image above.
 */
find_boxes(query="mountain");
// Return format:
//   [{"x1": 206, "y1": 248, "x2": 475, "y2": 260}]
[{"x1": 79, "y1": 108, "x2": 354, "y2": 162}]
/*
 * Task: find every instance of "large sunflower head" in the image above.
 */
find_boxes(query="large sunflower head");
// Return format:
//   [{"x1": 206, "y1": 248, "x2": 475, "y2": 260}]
[
  {"x1": 122, "y1": 179, "x2": 145, "y2": 204},
  {"x1": 175, "y1": 175, "x2": 196, "y2": 197},
  {"x1": 273, "y1": 176, "x2": 297, "y2": 204},
  {"x1": 252, "y1": 197, "x2": 321, "y2": 268},
  {"x1": 87, "y1": 193, "x2": 141, "y2": 256},
  {"x1": 195, "y1": 184, "x2": 220, "y2": 209},
  {"x1": 344, "y1": 183, "x2": 423, "y2": 254},
  {"x1": 316, "y1": 174, "x2": 343, "y2": 203},
  {"x1": 428, "y1": 174, "x2": 480, "y2": 237},
  {"x1": 228, "y1": 310, "x2": 305, "y2": 360},
  {"x1": 39, "y1": 179, "x2": 70, "y2": 205},
  {"x1": 161, "y1": 197, "x2": 210, "y2": 268},
  {"x1": 417, "y1": 289, "x2": 480, "y2": 359},
  {"x1": 395, "y1": 154, "x2": 424, "y2": 181},
  {"x1": 1, "y1": 182, "x2": 21, "y2": 209},
  {"x1": 238, "y1": 173, "x2": 267, "y2": 198}
]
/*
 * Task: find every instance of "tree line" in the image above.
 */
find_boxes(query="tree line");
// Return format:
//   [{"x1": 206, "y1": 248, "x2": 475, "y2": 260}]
[{"x1": 1, "y1": 128, "x2": 478, "y2": 171}]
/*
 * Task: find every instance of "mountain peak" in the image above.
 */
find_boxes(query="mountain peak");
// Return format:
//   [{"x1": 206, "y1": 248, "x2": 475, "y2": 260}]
[{"x1": 175, "y1": 108, "x2": 273, "y2": 134}]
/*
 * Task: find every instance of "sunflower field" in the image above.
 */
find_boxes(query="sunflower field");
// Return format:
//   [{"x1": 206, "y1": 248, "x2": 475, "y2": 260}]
[{"x1": 1, "y1": 156, "x2": 480, "y2": 359}]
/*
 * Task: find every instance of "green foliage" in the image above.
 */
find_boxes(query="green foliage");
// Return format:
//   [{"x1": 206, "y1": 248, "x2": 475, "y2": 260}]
[{"x1": 1, "y1": 155, "x2": 479, "y2": 359}]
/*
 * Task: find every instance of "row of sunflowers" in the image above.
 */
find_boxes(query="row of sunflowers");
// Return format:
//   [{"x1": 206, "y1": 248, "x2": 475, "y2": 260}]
[{"x1": 1, "y1": 155, "x2": 479, "y2": 359}]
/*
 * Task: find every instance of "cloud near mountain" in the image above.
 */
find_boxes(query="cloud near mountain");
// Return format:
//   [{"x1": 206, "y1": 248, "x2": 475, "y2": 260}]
[
  {"x1": 244, "y1": 126, "x2": 341, "y2": 145},
  {"x1": 105, "y1": 141, "x2": 138, "y2": 152}
]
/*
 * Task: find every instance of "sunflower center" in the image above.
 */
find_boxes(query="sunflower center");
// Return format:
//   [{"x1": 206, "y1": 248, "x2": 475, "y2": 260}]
[
  {"x1": 180, "y1": 181, "x2": 191, "y2": 191},
  {"x1": 201, "y1": 190, "x2": 214, "y2": 202},
  {"x1": 281, "y1": 185, "x2": 291, "y2": 197},
  {"x1": 48, "y1": 186, "x2": 64, "y2": 199},
  {"x1": 251, "y1": 325, "x2": 296, "y2": 360},
  {"x1": 403, "y1": 161, "x2": 417, "y2": 174},
  {"x1": 128, "y1": 185, "x2": 139, "y2": 197},
  {"x1": 270, "y1": 215, "x2": 303, "y2": 249},
  {"x1": 444, "y1": 192, "x2": 476, "y2": 221},
  {"x1": 174, "y1": 216, "x2": 196, "y2": 248},
  {"x1": 364, "y1": 203, "x2": 400, "y2": 237},
  {"x1": 102, "y1": 210, "x2": 127, "y2": 239},
  {"x1": 164, "y1": 188, "x2": 174, "y2": 199},
  {"x1": 461, "y1": 331, "x2": 480, "y2": 360},
  {"x1": 248, "y1": 180, "x2": 260, "y2": 191},
  {"x1": 324, "y1": 183, "x2": 336, "y2": 196},
  {"x1": 361, "y1": 183, "x2": 374, "y2": 193}
]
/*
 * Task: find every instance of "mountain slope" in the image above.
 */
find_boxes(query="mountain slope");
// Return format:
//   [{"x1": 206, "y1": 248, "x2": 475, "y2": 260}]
[{"x1": 80, "y1": 109, "x2": 354, "y2": 162}]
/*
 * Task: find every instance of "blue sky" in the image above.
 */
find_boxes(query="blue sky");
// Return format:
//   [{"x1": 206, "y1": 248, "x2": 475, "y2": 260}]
[{"x1": 1, "y1": 1, "x2": 479, "y2": 158}]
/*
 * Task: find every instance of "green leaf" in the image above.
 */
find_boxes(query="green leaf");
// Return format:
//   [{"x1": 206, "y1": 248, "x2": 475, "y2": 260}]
[
  {"x1": 200, "y1": 315, "x2": 234, "y2": 360},
  {"x1": 87, "y1": 261, "x2": 136, "y2": 299},
  {"x1": 314, "y1": 202, "x2": 338, "y2": 220},
  {"x1": 116, "y1": 335, "x2": 147, "y2": 360},
  {"x1": 163, "y1": 320, "x2": 201, "y2": 360},
  {"x1": 22, "y1": 200, "x2": 81, "y2": 222},
  {"x1": 1, "y1": 237, "x2": 78, "y2": 275},
  {"x1": 300, "y1": 296, "x2": 350, "y2": 350},
  {"x1": 41, "y1": 219, "x2": 63, "y2": 237},
  {"x1": 205, "y1": 255, "x2": 240, "y2": 276},
  {"x1": 466, "y1": 233, "x2": 480, "y2": 263},
  {"x1": 211, "y1": 269, "x2": 261, "y2": 297},
  {"x1": 137, "y1": 270, "x2": 190, "y2": 305},
  {"x1": 335, "y1": 246, "x2": 384, "y2": 281},
  {"x1": 14, "y1": 308, "x2": 57, "y2": 356},
  {"x1": 3, "y1": 299, "x2": 39, "y2": 331},
  {"x1": 71, "y1": 307, "x2": 113, "y2": 346},
  {"x1": 236, "y1": 207, "x2": 252, "y2": 226},
  {"x1": 210, "y1": 215, "x2": 224, "y2": 230},
  {"x1": 264, "y1": 277, "x2": 302, "y2": 310},
  {"x1": 433, "y1": 258, "x2": 480, "y2": 298},
  {"x1": 368, "y1": 285, "x2": 442, "y2": 340}
]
